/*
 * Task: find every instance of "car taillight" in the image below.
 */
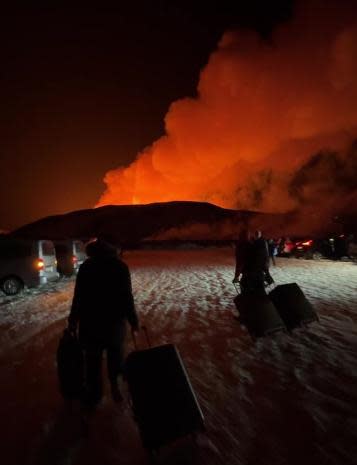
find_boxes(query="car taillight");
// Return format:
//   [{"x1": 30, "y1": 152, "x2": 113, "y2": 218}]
[
  {"x1": 72, "y1": 255, "x2": 78, "y2": 264},
  {"x1": 36, "y1": 258, "x2": 44, "y2": 270},
  {"x1": 302, "y1": 240, "x2": 313, "y2": 246}
]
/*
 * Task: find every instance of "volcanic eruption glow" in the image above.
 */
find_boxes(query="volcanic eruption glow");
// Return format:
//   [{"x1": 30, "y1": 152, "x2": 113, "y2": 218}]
[{"x1": 97, "y1": 1, "x2": 357, "y2": 219}]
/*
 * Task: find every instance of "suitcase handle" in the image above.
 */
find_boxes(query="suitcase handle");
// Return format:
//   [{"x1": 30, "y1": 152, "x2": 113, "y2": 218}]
[
  {"x1": 233, "y1": 282, "x2": 242, "y2": 295},
  {"x1": 141, "y1": 325, "x2": 152, "y2": 348},
  {"x1": 131, "y1": 325, "x2": 152, "y2": 350}
]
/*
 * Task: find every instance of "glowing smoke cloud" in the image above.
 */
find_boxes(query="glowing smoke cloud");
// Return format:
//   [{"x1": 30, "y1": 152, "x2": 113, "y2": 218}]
[{"x1": 97, "y1": 1, "x2": 357, "y2": 216}]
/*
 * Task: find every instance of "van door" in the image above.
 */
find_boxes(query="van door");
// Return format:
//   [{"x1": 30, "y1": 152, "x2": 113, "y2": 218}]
[
  {"x1": 73, "y1": 241, "x2": 86, "y2": 268},
  {"x1": 39, "y1": 240, "x2": 59, "y2": 282}
]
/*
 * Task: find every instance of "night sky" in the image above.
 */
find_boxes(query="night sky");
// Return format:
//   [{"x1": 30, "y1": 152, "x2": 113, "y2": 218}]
[{"x1": 0, "y1": 2, "x2": 293, "y2": 230}]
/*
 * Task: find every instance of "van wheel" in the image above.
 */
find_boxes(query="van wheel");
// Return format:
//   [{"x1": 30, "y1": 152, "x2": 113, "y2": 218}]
[
  {"x1": 312, "y1": 251, "x2": 323, "y2": 260},
  {"x1": 2, "y1": 276, "x2": 23, "y2": 295}
]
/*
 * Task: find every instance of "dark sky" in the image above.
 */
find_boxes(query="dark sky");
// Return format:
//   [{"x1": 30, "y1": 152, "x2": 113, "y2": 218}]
[{"x1": 0, "y1": 2, "x2": 293, "y2": 230}]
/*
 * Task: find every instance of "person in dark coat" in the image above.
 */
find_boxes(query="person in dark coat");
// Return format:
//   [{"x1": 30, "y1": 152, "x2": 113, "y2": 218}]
[
  {"x1": 68, "y1": 238, "x2": 139, "y2": 408},
  {"x1": 267, "y1": 238, "x2": 277, "y2": 266},
  {"x1": 233, "y1": 229, "x2": 272, "y2": 294},
  {"x1": 233, "y1": 229, "x2": 250, "y2": 283}
]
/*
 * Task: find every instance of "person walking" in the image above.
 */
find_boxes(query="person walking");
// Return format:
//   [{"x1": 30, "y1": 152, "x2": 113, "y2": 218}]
[
  {"x1": 68, "y1": 238, "x2": 139, "y2": 409},
  {"x1": 233, "y1": 229, "x2": 251, "y2": 283},
  {"x1": 233, "y1": 229, "x2": 272, "y2": 294},
  {"x1": 268, "y1": 238, "x2": 277, "y2": 266}
]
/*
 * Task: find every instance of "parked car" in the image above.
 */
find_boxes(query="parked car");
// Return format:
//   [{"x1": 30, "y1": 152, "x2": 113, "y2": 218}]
[
  {"x1": 0, "y1": 238, "x2": 59, "y2": 295},
  {"x1": 293, "y1": 235, "x2": 349, "y2": 260},
  {"x1": 54, "y1": 240, "x2": 86, "y2": 277}
]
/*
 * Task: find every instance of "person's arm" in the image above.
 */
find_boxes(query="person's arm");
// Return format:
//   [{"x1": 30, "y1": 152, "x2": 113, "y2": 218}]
[{"x1": 233, "y1": 242, "x2": 243, "y2": 282}]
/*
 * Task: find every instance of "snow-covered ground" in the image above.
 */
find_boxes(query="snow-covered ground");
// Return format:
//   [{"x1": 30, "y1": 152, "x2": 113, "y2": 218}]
[{"x1": 0, "y1": 249, "x2": 356, "y2": 465}]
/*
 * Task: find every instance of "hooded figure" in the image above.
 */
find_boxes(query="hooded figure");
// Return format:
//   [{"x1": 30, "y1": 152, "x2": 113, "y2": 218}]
[
  {"x1": 68, "y1": 238, "x2": 139, "y2": 407},
  {"x1": 233, "y1": 230, "x2": 272, "y2": 294}
]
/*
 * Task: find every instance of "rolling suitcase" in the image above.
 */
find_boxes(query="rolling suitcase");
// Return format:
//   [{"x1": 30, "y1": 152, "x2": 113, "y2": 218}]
[
  {"x1": 56, "y1": 329, "x2": 84, "y2": 399},
  {"x1": 269, "y1": 283, "x2": 318, "y2": 331},
  {"x1": 124, "y1": 327, "x2": 205, "y2": 452},
  {"x1": 234, "y1": 292, "x2": 286, "y2": 338}
]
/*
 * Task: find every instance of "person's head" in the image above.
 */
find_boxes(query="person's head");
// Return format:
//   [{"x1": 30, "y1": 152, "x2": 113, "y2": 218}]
[
  {"x1": 85, "y1": 238, "x2": 119, "y2": 258},
  {"x1": 254, "y1": 230, "x2": 262, "y2": 239}
]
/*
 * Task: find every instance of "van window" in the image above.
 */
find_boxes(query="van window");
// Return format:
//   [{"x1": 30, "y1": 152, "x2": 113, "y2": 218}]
[
  {"x1": 74, "y1": 241, "x2": 85, "y2": 254},
  {"x1": 41, "y1": 241, "x2": 55, "y2": 256}
]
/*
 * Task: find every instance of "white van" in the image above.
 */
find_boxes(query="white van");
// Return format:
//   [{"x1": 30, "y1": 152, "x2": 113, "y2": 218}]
[{"x1": 0, "y1": 239, "x2": 59, "y2": 295}]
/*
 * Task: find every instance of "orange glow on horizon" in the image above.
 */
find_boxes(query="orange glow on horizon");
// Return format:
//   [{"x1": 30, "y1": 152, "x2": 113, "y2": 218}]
[{"x1": 97, "y1": 4, "x2": 357, "y2": 218}]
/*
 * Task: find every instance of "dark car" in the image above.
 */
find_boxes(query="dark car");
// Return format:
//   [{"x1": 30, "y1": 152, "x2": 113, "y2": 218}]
[{"x1": 294, "y1": 237, "x2": 337, "y2": 260}]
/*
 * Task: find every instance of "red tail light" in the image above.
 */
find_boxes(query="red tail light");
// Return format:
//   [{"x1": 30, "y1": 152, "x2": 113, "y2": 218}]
[
  {"x1": 72, "y1": 255, "x2": 78, "y2": 264},
  {"x1": 302, "y1": 240, "x2": 313, "y2": 246},
  {"x1": 36, "y1": 258, "x2": 44, "y2": 270}
]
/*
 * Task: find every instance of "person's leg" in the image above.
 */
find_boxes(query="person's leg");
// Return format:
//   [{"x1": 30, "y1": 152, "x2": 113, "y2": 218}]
[
  {"x1": 83, "y1": 345, "x2": 103, "y2": 408},
  {"x1": 107, "y1": 344, "x2": 124, "y2": 402},
  {"x1": 241, "y1": 272, "x2": 266, "y2": 295},
  {"x1": 250, "y1": 272, "x2": 267, "y2": 295}
]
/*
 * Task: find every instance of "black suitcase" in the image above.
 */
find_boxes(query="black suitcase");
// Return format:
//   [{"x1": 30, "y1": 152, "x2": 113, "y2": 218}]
[
  {"x1": 234, "y1": 293, "x2": 286, "y2": 338},
  {"x1": 56, "y1": 329, "x2": 84, "y2": 399},
  {"x1": 269, "y1": 283, "x2": 318, "y2": 331},
  {"x1": 124, "y1": 329, "x2": 205, "y2": 451}
]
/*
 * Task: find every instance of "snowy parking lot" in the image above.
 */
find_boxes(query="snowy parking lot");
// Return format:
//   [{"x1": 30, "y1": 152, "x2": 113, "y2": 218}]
[{"x1": 0, "y1": 248, "x2": 357, "y2": 465}]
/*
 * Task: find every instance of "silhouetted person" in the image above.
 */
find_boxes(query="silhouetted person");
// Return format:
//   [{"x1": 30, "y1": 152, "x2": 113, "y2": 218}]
[
  {"x1": 233, "y1": 229, "x2": 250, "y2": 283},
  {"x1": 333, "y1": 235, "x2": 348, "y2": 259},
  {"x1": 268, "y1": 238, "x2": 277, "y2": 266},
  {"x1": 233, "y1": 229, "x2": 272, "y2": 294},
  {"x1": 68, "y1": 239, "x2": 139, "y2": 409}
]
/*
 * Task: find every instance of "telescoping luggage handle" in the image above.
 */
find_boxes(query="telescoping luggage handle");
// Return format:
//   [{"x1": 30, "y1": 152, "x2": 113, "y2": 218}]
[
  {"x1": 233, "y1": 281, "x2": 241, "y2": 294},
  {"x1": 131, "y1": 325, "x2": 152, "y2": 351}
]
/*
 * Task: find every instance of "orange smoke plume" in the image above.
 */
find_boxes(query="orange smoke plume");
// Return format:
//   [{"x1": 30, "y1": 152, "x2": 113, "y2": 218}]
[{"x1": 97, "y1": 1, "x2": 357, "y2": 214}]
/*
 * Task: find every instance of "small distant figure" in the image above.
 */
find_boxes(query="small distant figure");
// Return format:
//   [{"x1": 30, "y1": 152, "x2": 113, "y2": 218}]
[
  {"x1": 333, "y1": 234, "x2": 348, "y2": 260},
  {"x1": 347, "y1": 234, "x2": 357, "y2": 260},
  {"x1": 252, "y1": 230, "x2": 274, "y2": 285},
  {"x1": 233, "y1": 229, "x2": 273, "y2": 294},
  {"x1": 68, "y1": 238, "x2": 139, "y2": 409},
  {"x1": 282, "y1": 237, "x2": 295, "y2": 255},
  {"x1": 268, "y1": 238, "x2": 278, "y2": 266},
  {"x1": 233, "y1": 229, "x2": 251, "y2": 283}
]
